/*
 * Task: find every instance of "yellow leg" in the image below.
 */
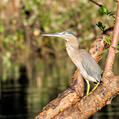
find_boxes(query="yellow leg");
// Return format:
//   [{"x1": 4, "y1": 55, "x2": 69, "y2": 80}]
[
  {"x1": 85, "y1": 79, "x2": 90, "y2": 96},
  {"x1": 91, "y1": 82, "x2": 100, "y2": 92}
]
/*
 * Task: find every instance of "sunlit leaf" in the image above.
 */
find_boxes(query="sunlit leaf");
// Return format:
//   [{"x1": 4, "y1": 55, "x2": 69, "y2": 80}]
[
  {"x1": 105, "y1": 36, "x2": 111, "y2": 44},
  {"x1": 117, "y1": 44, "x2": 119, "y2": 48},
  {"x1": 110, "y1": 33, "x2": 113, "y2": 39},
  {"x1": 100, "y1": 5, "x2": 111, "y2": 15}
]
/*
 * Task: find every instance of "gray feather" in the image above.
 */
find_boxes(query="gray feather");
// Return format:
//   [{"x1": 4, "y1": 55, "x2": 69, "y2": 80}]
[{"x1": 79, "y1": 50, "x2": 102, "y2": 82}]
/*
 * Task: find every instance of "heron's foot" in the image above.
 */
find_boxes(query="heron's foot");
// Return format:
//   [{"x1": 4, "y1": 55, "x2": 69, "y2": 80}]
[{"x1": 89, "y1": 82, "x2": 100, "y2": 94}]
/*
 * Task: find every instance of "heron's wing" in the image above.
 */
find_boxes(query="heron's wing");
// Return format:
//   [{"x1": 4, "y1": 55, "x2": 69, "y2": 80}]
[{"x1": 79, "y1": 50, "x2": 102, "y2": 81}]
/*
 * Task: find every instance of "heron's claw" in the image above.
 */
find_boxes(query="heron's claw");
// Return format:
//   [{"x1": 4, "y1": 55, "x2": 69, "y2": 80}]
[
  {"x1": 91, "y1": 82, "x2": 100, "y2": 92},
  {"x1": 86, "y1": 81, "x2": 100, "y2": 96}
]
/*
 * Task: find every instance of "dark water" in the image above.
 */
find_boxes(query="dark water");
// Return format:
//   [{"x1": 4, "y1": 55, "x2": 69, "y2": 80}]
[
  {"x1": 1, "y1": 79, "x2": 119, "y2": 119},
  {"x1": 0, "y1": 55, "x2": 119, "y2": 119}
]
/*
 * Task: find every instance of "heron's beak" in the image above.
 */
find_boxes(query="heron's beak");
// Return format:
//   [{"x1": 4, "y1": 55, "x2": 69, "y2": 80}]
[{"x1": 42, "y1": 33, "x2": 62, "y2": 37}]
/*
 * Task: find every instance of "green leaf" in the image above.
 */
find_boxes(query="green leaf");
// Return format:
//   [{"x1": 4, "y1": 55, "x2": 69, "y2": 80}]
[
  {"x1": 110, "y1": 33, "x2": 113, "y2": 39},
  {"x1": 96, "y1": 21, "x2": 106, "y2": 31},
  {"x1": 100, "y1": 5, "x2": 111, "y2": 15},
  {"x1": 117, "y1": 44, "x2": 119, "y2": 48},
  {"x1": 105, "y1": 36, "x2": 111, "y2": 44},
  {"x1": 96, "y1": 21, "x2": 102, "y2": 27}
]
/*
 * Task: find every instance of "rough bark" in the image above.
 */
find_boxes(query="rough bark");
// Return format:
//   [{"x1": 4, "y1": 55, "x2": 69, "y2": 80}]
[{"x1": 54, "y1": 75, "x2": 119, "y2": 119}]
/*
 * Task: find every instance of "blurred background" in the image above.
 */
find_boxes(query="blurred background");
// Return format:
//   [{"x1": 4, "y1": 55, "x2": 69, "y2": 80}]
[{"x1": 0, "y1": 0, "x2": 119, "y2": 119}]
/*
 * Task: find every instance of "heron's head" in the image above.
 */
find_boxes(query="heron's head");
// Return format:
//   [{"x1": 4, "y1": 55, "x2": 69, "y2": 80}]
[{"x1": 42, "y1": 31, "x2": 77, "y2": 42}]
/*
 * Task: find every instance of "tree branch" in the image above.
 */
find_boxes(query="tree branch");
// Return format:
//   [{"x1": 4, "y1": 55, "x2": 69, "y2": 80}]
[
  {"x1": 89, "y1": 0, "x2": 102, "y2": 7},
  {"x1": 104, "y1": 1, "x2": 119, "y2": 72},
  {"x1": 54, "y1": 75, "x2": 119, "y2": 119},
  {"x1": 35, "y1": 70, "x2": 85, "y2": 119}
]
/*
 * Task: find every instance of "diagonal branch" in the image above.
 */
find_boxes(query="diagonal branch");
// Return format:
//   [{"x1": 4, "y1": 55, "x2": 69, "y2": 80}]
[
  {"x1": 54, "y1": 75, "x2": 119, "y2": 119},
  {"x1": 104, "y1": 1, "x2": 119, "y2": 72},
  {"x1": 89, "y1": 0, "x2": 102, "y2": 7}
]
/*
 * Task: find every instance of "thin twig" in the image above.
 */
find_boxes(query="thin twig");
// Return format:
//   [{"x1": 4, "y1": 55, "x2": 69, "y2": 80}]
[
  {"x1": 89, "y1": 0, "x2": 102, "y2": 7},
  {"x1": 89, "y1": 0, "x2": 115, "y2": 19}
]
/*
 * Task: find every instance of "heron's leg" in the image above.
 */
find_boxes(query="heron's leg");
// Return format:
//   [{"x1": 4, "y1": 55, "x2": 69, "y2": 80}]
[
  {"x1": 91, "y1": 82, "x2": 100, "y2": 92},
  {"x1": 85, "y1": 79, "x2": 90, "y2": 96}
]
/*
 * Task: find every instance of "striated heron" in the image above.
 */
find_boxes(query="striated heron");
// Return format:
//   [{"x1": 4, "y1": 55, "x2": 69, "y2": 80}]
[{"x1": 42, "y1": 31, "x2": 102, "y2": 95}]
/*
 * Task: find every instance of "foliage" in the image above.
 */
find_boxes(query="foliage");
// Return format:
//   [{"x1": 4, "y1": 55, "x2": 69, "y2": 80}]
[
  {"x1": 96, "y1": 21, "x2": 106, "y2": 32},
  {"x1": 0, "y1": 0, "x2": 117, "y2": 81},
  {"x1": 100, "y1": 5, "x2": 111, "y2": 15},
  {"x1": 97, "y1": 5, "x2": 115, "y2": 32},
  {"x1": 105, "y1": 36, "x2": 111, "y2": 45}
]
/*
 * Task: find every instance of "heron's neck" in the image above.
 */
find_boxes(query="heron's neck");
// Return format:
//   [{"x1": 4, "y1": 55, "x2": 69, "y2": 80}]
[
  {"x1": 66, "y1": 40, "x2": 79, "y2": 50},
  {"x1": 65, "y1": 41, "x2": 79, "y2": 57}
]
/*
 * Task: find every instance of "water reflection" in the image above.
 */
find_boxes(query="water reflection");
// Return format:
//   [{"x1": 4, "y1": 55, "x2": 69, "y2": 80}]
[
  {"x1": 0, "y1": 54, "x2": 119, "y2": 119},
  {"x1": 0, "y1": 82, "x2": 28, "y2": 119}
]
